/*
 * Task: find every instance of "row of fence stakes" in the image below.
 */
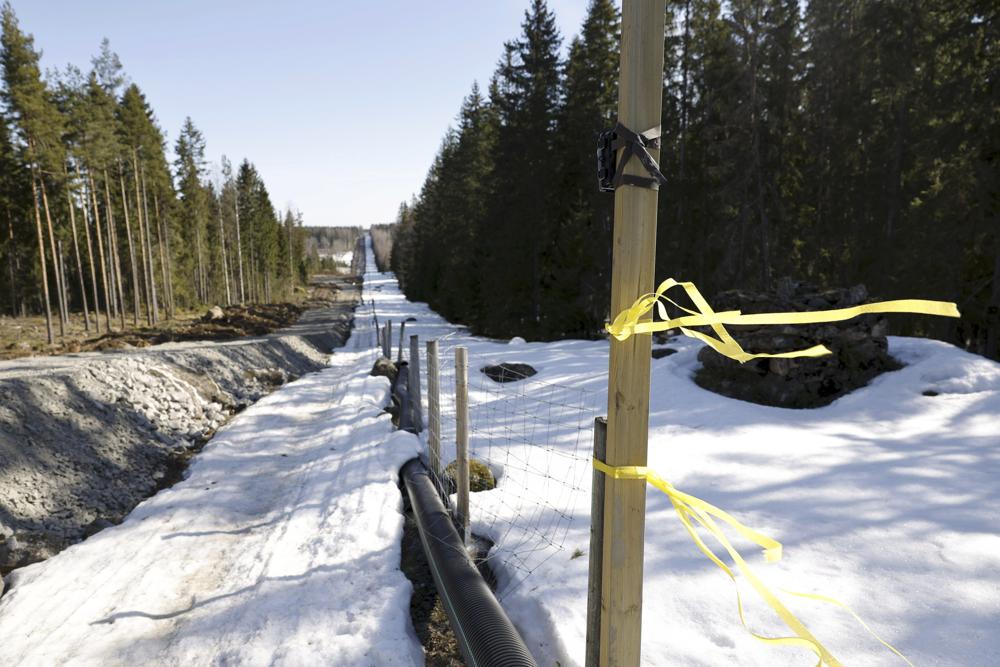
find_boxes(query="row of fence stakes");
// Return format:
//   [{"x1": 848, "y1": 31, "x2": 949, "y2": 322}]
[
  {"x1": 374, "y1": 316, "x2": 608, "y2": 664},
  {"x1": 377, "y1": 322, "x2": 471, "y2": 547}
]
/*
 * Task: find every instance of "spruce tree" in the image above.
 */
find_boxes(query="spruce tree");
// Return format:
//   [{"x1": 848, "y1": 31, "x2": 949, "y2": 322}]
[{"x1": 549, "y1": 0, "x2": 619, "y2": 336}]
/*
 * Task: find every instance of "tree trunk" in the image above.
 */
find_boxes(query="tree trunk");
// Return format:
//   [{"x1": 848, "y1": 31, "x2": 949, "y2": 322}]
[
  {"x1": 30, "y1": 170, "x2": 54, "y2": 344},
  {"x1": 218, "y1": 207, "x2": 232, "y2": 305},
  {"x1": 235, "y1": 195, "x2": 246, "y2": 304},
  {"x1": 65, "y1": 176, "x2": 92, "y2": 332},
  {"x1": 103, "y1": 171, "x2": 127, "y2": 329},
  {"x1": 118, "y1": 167, "x2": 142, "y2": 326},
  {"x1": 39, "y1": 179, "x2": 66, "y2": 336},
  {"x1": 77, "y1": 167, "x2": 104, "y2": 333},
  {"x1": 89, "y1": 173, "x2": 113, "y2": 331},
  {"x1": 6, "y1": 208, "x2": 16, "y2": 317},
  {"x1": 58, "y1": 239, "x2": 71, "y2": 330},
  {"x1": 132, "y1": 153, "x2": 152, "y2": 325},
  {"x1": 139, "y1": 161, "x2": 159, "y2": 323},
  {"x1": 195, "y1": 220, "x2": 206, "y2": 303},
  {"x1": 154, "y1": 194, "x2": 175, "y2": 319}
]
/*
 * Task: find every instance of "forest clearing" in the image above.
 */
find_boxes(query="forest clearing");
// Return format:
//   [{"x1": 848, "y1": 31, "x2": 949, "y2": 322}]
[{"x1": 0, "y1": 1, "x2": 997, "y2": 666}]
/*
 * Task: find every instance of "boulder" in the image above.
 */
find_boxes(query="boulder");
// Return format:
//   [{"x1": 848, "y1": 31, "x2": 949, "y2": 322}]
[
  {"x1": 480, "y1": 362, "x2": 537, "y2": 383},
  {"x1": 694, "y1": 279, "x2": 900, "y2": 408},
  {"x1": 205, "y1": 305, "x2": 225, "y2": 321}
]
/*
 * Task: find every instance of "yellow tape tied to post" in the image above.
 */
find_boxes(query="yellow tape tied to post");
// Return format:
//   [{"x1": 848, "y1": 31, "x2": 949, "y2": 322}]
[
  {"x1": 594, "y1": 459, "x2": 916, "y2": 667},
  {"x1": 598, "y1": 278, "x2": 959, "y2": 664},
  {"x1": 605, "y1": 277, "x2": 960, "y2": 362}
]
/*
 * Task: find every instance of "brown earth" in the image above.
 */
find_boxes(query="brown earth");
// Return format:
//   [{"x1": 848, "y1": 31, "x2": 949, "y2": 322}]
[{"x1": 0, "y1": 276, "x2": 361, "y2": 360}]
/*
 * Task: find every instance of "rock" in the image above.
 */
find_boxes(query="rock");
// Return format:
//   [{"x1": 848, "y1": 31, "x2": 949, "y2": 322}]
[
  {"x1": 444, "y1": 459, "x2": 497, "y2": 493},
  {"x1": 205, "y1": 306, "x2": 225, "y2": 321},
  {"x1": 652, "y1": 347, "x2": 678, "y2": 359},
  {"x1": 508, "y1": 336, "x2": 526, "y2": 346},
  {"x1": 480, "y1": 363, "x2": 537, "y2": 383},
  {"x1": 693, "y1": 280, "x2": 900, "y2": 409},
  {"x1": 370, "y1": 357, "x2": 398, "y2": 382}
]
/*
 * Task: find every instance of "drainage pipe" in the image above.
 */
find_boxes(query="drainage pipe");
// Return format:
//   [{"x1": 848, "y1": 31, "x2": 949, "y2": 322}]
[{"x1": 401, "y1": 458, "x2": 537, "y2": 667}]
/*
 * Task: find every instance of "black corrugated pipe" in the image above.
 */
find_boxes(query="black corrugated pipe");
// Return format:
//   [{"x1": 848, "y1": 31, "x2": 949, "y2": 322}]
[{"x1": 401, "y1": 458, "x2": 537, "y2": 667}]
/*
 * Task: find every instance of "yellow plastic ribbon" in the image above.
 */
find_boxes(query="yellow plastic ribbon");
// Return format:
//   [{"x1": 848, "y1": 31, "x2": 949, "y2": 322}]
[
  {"x1": 594, "y1": 459, "x2": 915, "y2": 667},
  {"x1": 606, "y1": 278, "x2": 961, "y2": 362}
]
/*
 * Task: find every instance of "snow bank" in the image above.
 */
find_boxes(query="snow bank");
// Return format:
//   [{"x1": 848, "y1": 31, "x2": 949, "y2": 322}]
[
  {"x1": 0, "y1": 263, "x2": 426, "y2": 664},
  {"x1": 353, "y1": 242, "x2": 1000, "y2": 667}
]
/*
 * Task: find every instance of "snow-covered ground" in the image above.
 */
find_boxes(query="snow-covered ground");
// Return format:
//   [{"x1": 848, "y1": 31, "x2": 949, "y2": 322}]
[
  {"x1": 2, "y1": 237, "x2": 997, "y2": 666},
  {"x1": 0, "y1": 243, "x2": 423, "y2": 665},
  {"x1": 359, "y1": 239, "x2": 1000, "y2": 667}
]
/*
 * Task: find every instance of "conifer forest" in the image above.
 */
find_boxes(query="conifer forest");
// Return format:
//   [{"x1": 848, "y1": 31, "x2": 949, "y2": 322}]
[
  {"x1": 390, "y1": 0, "x2": 999, "y2": 360},
  {"x1": 0, "y1": 3, "x2": 309, "y2": 346}
]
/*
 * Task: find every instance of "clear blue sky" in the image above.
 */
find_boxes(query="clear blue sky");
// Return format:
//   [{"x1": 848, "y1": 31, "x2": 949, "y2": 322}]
[{"x1": 14, "y1": 0, "x2": 590, "y2": 227}]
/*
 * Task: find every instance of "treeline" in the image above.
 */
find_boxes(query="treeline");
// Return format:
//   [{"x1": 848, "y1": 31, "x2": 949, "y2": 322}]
[
  {"x1": 304, "y1": 226, "x2": 362, "y2": 274},
  {"x1": 370, "y1": 223, "x2": 394, "y2": 273},
  {"x1": 0, "y1": 3, "x2": 308, "y2": 344},
  {"x1": 391, "y1": 0, "x2": 999, "y2": 360}
]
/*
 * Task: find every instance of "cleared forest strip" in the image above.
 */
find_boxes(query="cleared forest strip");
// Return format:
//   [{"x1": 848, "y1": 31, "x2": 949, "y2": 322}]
[{"x1": 0, "y1": 279, "x2": 358, "y2": 574}]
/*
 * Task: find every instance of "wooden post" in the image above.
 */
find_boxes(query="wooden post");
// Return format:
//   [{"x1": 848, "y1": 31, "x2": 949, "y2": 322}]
[
  {"x1": 426, "y1": 339, "x2": 442, "y2": 477},
  {"x1": 385, "y1": 320, "x2": 392, "y2": 358},
  {"x1": 409, "y1": 334, "x2": 423, "y2": 433},
  {"x1": 397, "y1": 320, "x2": 407, "y2": 363},
  {"x1": 601, "y1": 2, "x2": 666, "y2": 665},
  {"x1": 455, "y1": 345, "x2": 470, "y2": 544},
  {"x1": 586, "y1": 417, "x2": 608, "y2": 667}
]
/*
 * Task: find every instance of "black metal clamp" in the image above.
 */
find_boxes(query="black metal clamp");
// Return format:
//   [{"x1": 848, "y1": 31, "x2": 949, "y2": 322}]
[{"x1": 597, "y1": 122, "x2": 667, "y2": 193}]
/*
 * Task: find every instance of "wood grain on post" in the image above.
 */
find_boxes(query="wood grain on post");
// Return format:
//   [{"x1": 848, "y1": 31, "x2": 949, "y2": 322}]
[
  {"x1": 426, "y1": 339, "x2": 442, "y2": 476},
  {"x1": 586, "y1": 417, "x2": 608, "y2": 667},
  {"x1": 601, "y1": 1, "x2": 666, "y2": 665},
  {"x1": 409, "y1": 334, "x2": 423, "y2": 433},
  {"x1": 455, "y1": 346, "x2": 471, "y2": 544}
]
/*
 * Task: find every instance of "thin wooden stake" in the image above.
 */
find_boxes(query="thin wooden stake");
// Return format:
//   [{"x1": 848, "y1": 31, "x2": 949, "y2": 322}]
[
  {"x1": 601, "y1": 2, "x2": 666, "y2": 665},
  {"x1": 455, "y1": 345, "x2": 470, "y2": 545},
  {"x1": 409, "y1": 334, "x2": 423, "y2": 433},
  {"x1": 385, "y1": 320, "x2": 392, "y2": 358},
  {"x1": 397, "y1": 320, "x2": 406, "y2": 363},
  {"x1": 426, "y1": 339, "x2": 441, "y2": 477},
  {"x1": 586, "y1": 417, "x2": 608, "y2": 667}
]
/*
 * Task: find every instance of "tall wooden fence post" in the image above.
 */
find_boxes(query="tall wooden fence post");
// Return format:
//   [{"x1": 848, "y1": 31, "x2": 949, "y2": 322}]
[
  {"x1": 426, "y1": 339, "x2": 441, "y2": 477},
  {"x1": 384, "y1": 320, "x2": 392, "y2": 358},
  {"x1": 409, "y1": 334, "x2": 423, "y2": 433},
  {"x1": 601, "y1": 1, "x2": 666, "y2": 665},
  {"x1": 586, "y1": 417, "x2": 608, "y2": 667},
  {"x1": 455, "y1": 345, "x2": 470, "y2": 545}
]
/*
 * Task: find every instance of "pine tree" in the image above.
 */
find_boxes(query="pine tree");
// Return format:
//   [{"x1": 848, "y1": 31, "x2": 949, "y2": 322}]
[{"x1": 1, "y1": 1, "x2": 64, "y2": 342}]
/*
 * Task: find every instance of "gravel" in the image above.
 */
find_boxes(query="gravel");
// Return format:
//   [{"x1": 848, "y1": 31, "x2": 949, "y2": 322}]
[{"x1": 0, "y1": 286, "x2": 359, "y2": 575}]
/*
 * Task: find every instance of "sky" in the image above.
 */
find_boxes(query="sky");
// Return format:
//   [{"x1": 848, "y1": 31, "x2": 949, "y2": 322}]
[{"x1": 13, "y1": 0, "x2": 590, "y2": 228}]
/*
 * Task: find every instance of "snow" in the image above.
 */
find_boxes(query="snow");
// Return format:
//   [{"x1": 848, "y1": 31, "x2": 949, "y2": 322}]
[
  {"x1": 2, "y1": 236, "x2": 997, "y2": 666},
  {"x1": 354, "y1": 239, "x2": 1000, "y2": 666},
  {"x1": 0, "y1": 241, "x2": 423, "y2": 665}
]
